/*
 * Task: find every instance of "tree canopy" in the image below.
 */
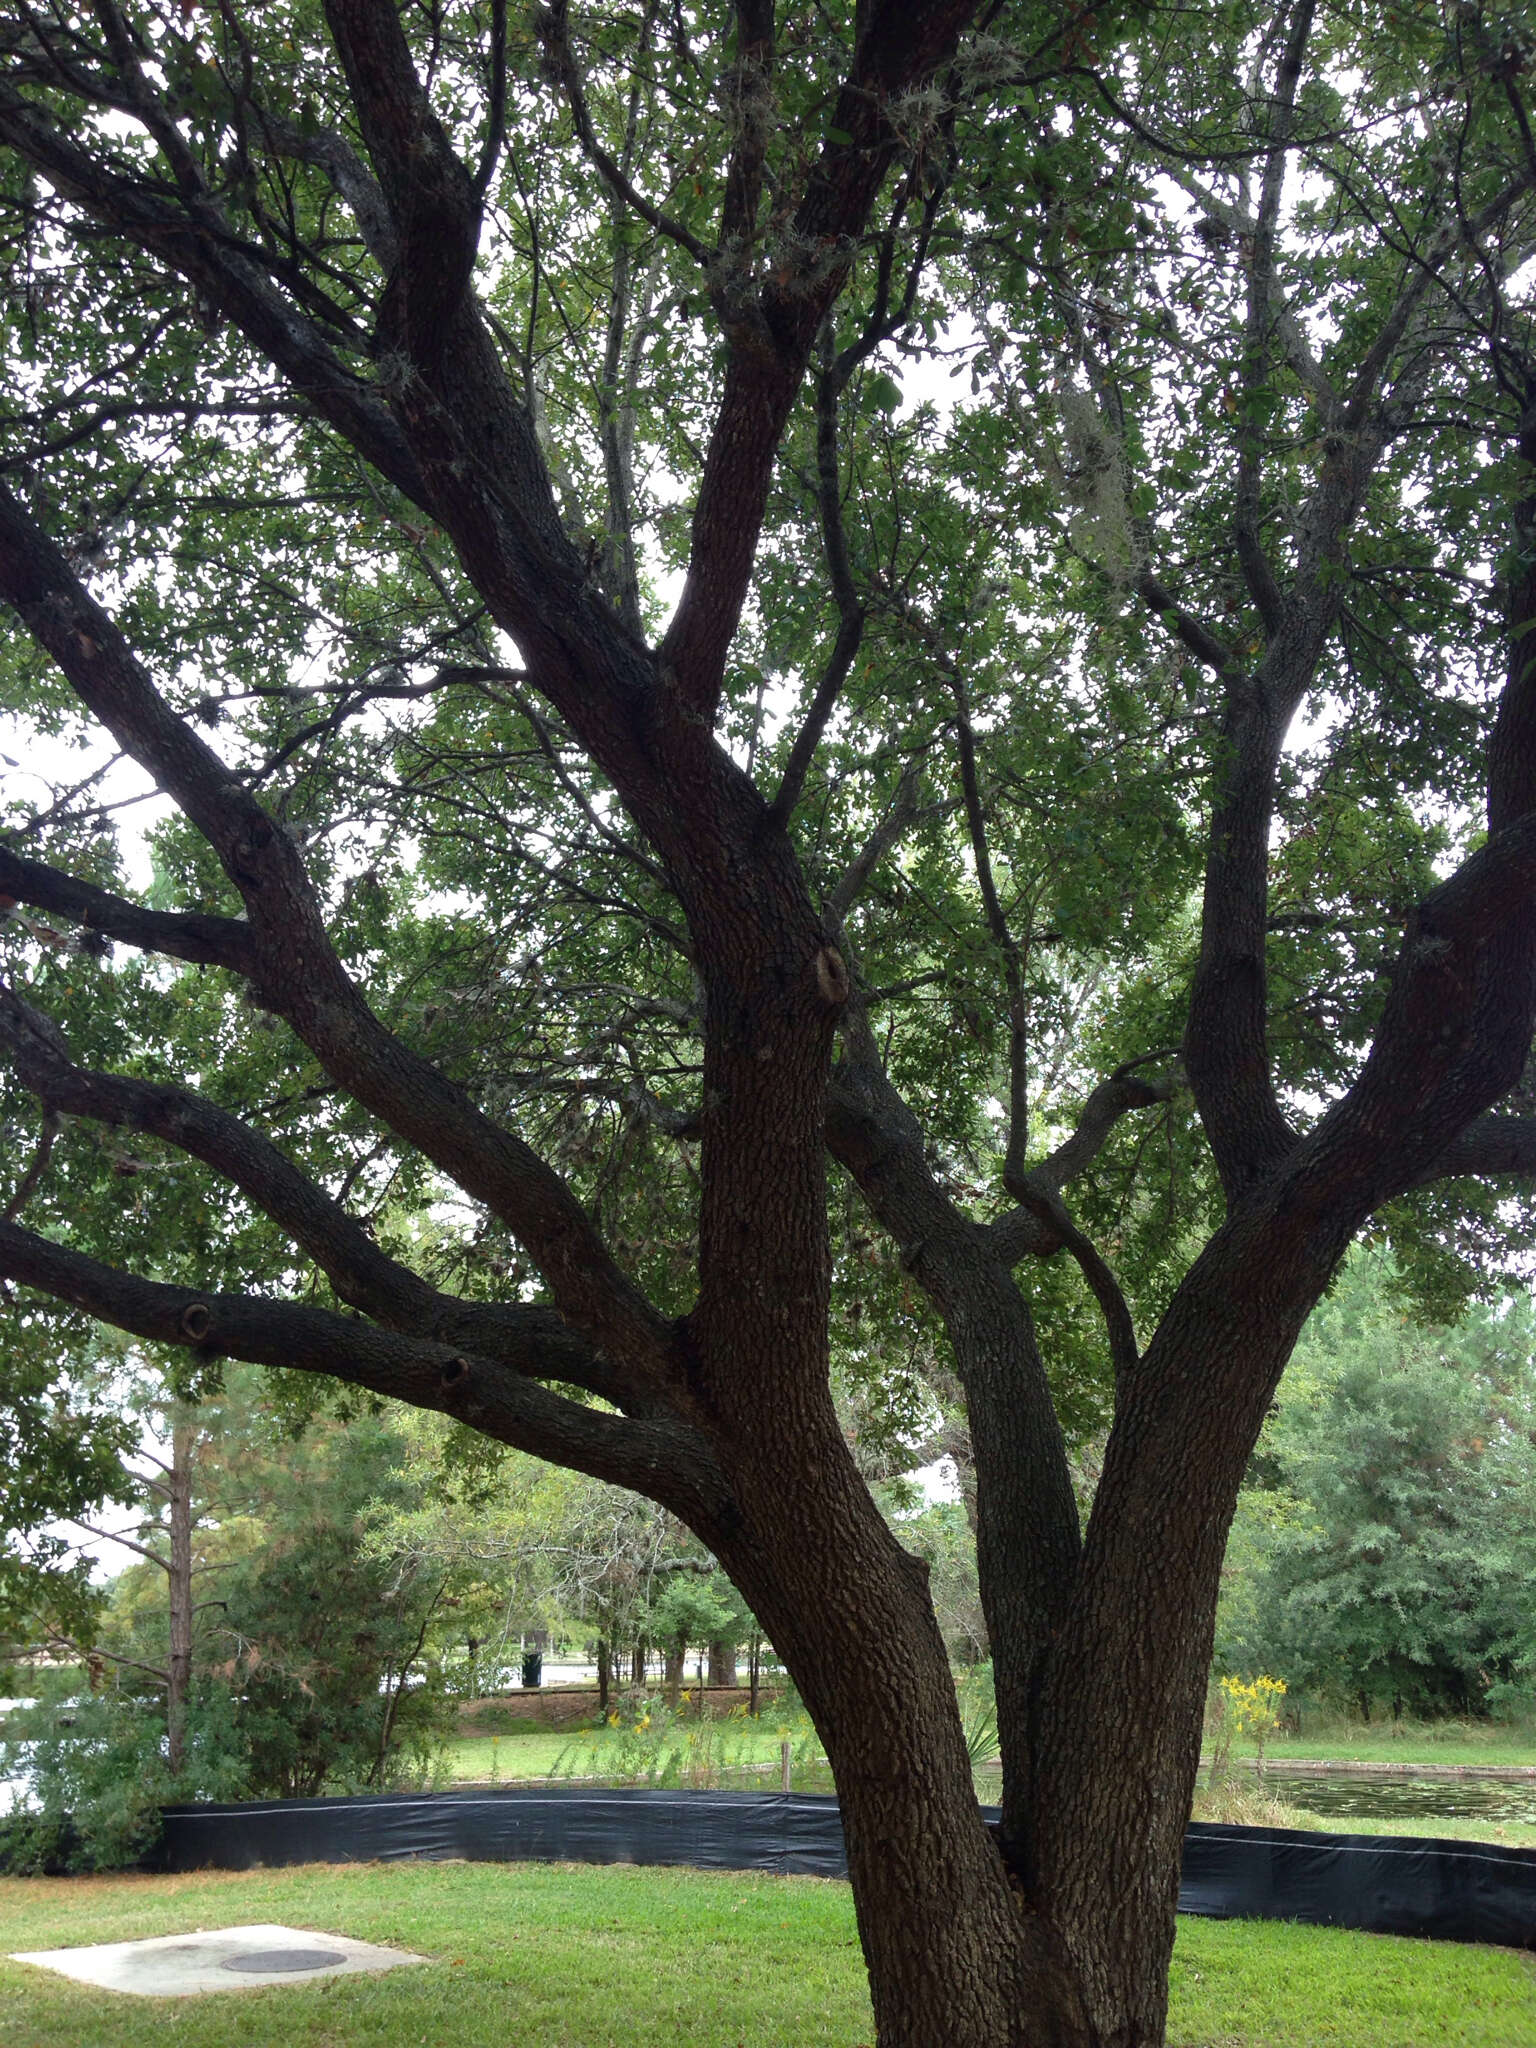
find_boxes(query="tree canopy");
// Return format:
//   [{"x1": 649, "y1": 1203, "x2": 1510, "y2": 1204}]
[{"x1": 2, "y1": 4, "x2": 1536, "y2": 2044}]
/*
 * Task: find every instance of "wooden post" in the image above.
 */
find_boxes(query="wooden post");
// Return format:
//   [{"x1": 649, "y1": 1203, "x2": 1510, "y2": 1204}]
[{"x1": 780, "y1": 1738, "x2": 791, "y2": 1794}]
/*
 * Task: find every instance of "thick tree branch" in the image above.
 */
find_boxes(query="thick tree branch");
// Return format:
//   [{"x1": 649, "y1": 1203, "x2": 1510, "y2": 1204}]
[
  {"x1": 1232, "y1": 1, "x2": 1316, "y2": 635},
  {"x1": 0, "y1": 843, "x2": 256, "y2": 974},
  {"x1": 1010, "y1": 1182, "x2": 1139, "y2": 1381},
  {"x1": 0, "y1": 980, "x2": 652, "y2": 1411},
  {"x1": 254, "y1": 105, "x2": 399, "y2": 269},
  {"x1": 1409, "y1": 1114, "x2": 1536, "y2": 1187},
  {"x1": 658, "y1": 0, "x2": 983, "y2": 717},
  {"x1": 828, "y1": 990, "x2": 1083, "y2": 1799},
  {"x1": 1135, "y1": 571, "x2": 1234, "y2": 678},
  {"x1": 316, "y1": 0, "x2": 656, "y2": 773},
  {"x1": 0, "y1": 1220, "x2": 735, "y2": 1539},
  {"x1": 986, "y1": 1067, "x2": 1176, "y2": 1365},
  {"x1": 1285, "y1": 401, "x2": 1536, "y2": 1211},
  {"x1": 1028, "y1": 1068, "x2": 1179, "y2": 1203},
  {"x1": 719, "y1": 1, "x2": 776, "y2": 254},
  {"x1": 0, "y1": 479, "x2": 676, "y2": 1388},
  {"x1": 471, "y1": 0, "x2": 510, "y2": 204},
  {"x1": 0, "y1": 82, "x2": 425, "y2": 505},
  {"x1": 321, "y1": 0, "x2": 481, "y2": 314}
]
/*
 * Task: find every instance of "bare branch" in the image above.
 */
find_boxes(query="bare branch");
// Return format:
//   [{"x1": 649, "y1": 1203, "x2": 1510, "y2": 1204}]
[
  {"x1": 536, "y1": 2, "x2": 711, "y2": 263},
  {"x1": 68, "y1": 1520, "x2": 170, "y2": 1574}
]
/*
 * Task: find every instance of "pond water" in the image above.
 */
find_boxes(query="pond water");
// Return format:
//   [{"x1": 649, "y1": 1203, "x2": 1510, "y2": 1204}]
[
  {"x1": 969, "y1": 1760, "x2": 1536, "y2": 1828},
  {"x1": 1262, "y1": 1767, "x2": 1536, "y2": 1826}
]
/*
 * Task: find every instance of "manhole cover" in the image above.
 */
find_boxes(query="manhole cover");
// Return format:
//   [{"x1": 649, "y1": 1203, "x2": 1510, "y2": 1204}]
[{"x1": 220, "y1": 1947, "x2": 348, "y2": 1975}]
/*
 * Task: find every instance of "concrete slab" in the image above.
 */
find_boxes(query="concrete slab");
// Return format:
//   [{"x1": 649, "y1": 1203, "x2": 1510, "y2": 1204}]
[{"x1": 8, "y1": 1921, "x2": 428, "y2": 1997}]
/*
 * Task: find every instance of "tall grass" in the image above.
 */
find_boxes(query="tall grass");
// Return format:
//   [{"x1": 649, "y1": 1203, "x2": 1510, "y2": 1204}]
[{"x1": 547, "y1": 1694, "x2": 825, "y2": 1791}]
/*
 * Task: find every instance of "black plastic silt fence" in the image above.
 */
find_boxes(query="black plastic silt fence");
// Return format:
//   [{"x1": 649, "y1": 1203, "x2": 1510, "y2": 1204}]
[{"x1": 151, "y1": 1787, "x2": 1536, "y2": 1951}]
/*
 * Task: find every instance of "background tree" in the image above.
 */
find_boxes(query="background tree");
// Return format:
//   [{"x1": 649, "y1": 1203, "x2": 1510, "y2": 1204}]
[
  {"x1": 0, "y1": 1320, "x2": 134, "y2": 1676},
  {"x1": 204, "y1": 1404, "x2": 456, "y2": 1798},
  {"x1": 2, "y1": 6, "x2": 1536, "y2": 2045},
  {"x1": 374, "y1": 1420, "x2": 744, "y2": 1702},
  {"x1": 1216, "y1": 1258, "x2": 1536, "y2": 1720},
  {"x1": 2, "y1": 1368, "x2": 459, "y2": 1863}
]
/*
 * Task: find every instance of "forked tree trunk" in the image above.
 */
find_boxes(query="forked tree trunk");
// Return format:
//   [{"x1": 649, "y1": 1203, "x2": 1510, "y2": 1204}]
[
  {"x1": 722, "y1": 1465, "x2": 1096, "y2": 2047},
  {"x1": 709, "y1": 1211, "x2": 1353, "y2": 2048}
]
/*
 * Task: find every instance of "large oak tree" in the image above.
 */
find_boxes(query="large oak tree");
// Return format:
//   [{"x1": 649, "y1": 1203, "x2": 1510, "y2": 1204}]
[{"x1": 2, "y1": 4, "x2": 1535, "y2": 2042}]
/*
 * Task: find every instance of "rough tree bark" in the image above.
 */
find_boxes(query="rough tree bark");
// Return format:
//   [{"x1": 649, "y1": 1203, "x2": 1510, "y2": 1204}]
[{"x1": 1, "y1": 7, "x2": 1535, "y2": 2046}]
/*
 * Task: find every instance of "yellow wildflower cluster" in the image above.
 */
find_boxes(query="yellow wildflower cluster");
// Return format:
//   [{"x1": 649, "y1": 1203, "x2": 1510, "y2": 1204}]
[{"x1": 1218, "y1": 1674, "x2": 1287, "y2": 1740}]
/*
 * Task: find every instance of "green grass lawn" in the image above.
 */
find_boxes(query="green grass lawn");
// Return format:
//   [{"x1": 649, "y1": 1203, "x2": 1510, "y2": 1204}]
[
  {"x1": 0, "y1": 1861, "x2": 1532, "y2": 2048},
  {"x1": 445, "y1": 1730, "x2": 592, "y2": 1780}
]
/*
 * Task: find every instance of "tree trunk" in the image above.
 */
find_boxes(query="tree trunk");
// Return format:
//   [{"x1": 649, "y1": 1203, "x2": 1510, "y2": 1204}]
[
  {"x1": 596, "y1": 1636, "x2": 611, "y2": 1714},
  {"x1": 1022, "y1": 1214, "x2": 1353, "y2": 2043},
  {"x1": 707, "y1": 1637, "x2": 735, "y2": 1688},
  {"x1": 700, "y1": 1192, "x2": 1363, "y2": 2046},
  {"x1": 631, "y1": 1639, "x2": 646, "y2": 1687},
  {"x1": 748, "y1": 1633, "x2": 761, "y2": 1716},
  {"x1": 165, "y1": 1420, "x2": 194, "y2": 1780},
  {"x1": 664, "y1": 1640, "x2": 685, "y2": 1709},
  {"x1": 713, "y1": 1433, "x2": 1101, "y2": 2048}
]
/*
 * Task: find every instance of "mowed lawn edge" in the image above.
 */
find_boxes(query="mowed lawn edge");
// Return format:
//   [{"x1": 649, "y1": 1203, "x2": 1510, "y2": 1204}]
[{"x1": 1, "y1": 1861, "x2": 1533, "y2": 2048}]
